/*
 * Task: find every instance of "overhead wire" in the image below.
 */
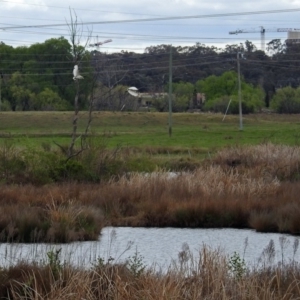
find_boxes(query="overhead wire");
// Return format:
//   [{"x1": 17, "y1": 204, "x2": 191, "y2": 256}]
[
  {"x1": 0, "y1": 0, "x2": 166, "y2": 17},
  {"x1": 2, "y1": 55, "x2": 300, "y2": 78},
  {"x1": 1, "y1": 27, "x2": 289, "y2": 43},
  {"x1": 0, "y1": 2, "x2": 298, "y2": 55},
  {"x1": 1, "y1": 7, "x2": 300, "y2": 30},
  {"x1": 1, "y1": 47, "x2": 300, "y2": 73}
]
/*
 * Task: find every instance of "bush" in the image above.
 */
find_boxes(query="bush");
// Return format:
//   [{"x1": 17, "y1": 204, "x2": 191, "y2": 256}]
[
  {"x1": 271, "y1": 86, "x2": 300, "y2": 113},
  {"x1": 163, "y1": 157, "x2": 201, "y2": 171},
  {"x1": 50, "y1": 159, "x2": 84, "y2": 181},
  {"x1": 125, "y1": 157, "x2": 156, "y2": 172},
  {"x1": 0, "y1": 141, "x2": 27, "y2": 184},
  {"x1": 204, "y1": 96, "x2": 256, "y2": 114}
]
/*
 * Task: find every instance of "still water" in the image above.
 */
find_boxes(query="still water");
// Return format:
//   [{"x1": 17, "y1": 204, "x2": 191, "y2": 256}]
[{"x1": 0, "y1": 227, "x2": 299, "y2": 269}]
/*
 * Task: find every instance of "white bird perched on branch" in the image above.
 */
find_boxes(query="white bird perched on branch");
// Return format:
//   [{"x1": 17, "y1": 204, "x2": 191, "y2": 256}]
[{"x1": 73, "y1": 65, "x2": 84, "y2": 80}]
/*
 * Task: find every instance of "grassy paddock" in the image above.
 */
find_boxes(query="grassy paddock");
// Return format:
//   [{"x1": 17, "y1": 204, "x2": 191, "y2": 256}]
[
  {"x1": 1, "y1": 111, "x2": 300, "y2": 151},
  {"x1": 1, "y1": 246, "x2": 300, "y2": 299}
]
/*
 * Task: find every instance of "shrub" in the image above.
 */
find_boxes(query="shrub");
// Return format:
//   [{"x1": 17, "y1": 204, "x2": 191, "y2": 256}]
[
  {"x1": 228, "y1": 251, "x2": 246, "y2": 279},
  {"x1": 125, "y1": 157, "x2": 156, "y2": 173},
  {"x1": 50, "y1": 159, "x2": 86, "y2": 181},
  {"x1": 0, "y1": 141, "x2": 26, "y2": 184},
  {"x1": 204, "y1": 96, "x2": 255, "y2": 114},
  {"x1": 126, "y1": 249, "x2": 146, "y2": 278},
  {"x1": 271, "y1": 86, "x2": 300, "y2": 113}
]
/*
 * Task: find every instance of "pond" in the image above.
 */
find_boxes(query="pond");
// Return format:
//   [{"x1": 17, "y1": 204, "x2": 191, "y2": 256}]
[{"x1": 0, "y1": 227, "x2": 298, "y2": 270}]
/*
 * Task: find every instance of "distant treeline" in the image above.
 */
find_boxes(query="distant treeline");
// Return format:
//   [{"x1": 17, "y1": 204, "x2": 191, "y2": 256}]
[{"x1": 1, "y1": 38, "x2": 300, "y2": 113}]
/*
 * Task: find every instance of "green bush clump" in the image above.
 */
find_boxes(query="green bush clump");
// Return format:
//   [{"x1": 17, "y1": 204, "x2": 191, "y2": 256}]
[
  {"x1": 204, "y1": 97, "x2": 256, "y2": 114},
  {"x1": 0, "y1": 142, "x2": 27, "y2": 184},
  {"x1": 125, "y1": 157, "x2": 156, "y2": 173},
  {"x1": 49, "y1": 159, "x2": 87, "y2": 182},
  {"x1": 163, "y1": 157, "x2": 201, "y2": 171},
  {"x1": 0, "y1": 142, "x2": 131, "y2": 184},
  {"x1": 271, "y1": 86, "x2": 300, "y2": 113}
]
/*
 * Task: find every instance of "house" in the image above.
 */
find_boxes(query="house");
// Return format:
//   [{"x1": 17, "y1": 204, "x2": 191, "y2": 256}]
[
  {"x1": 190, "y1": 93, "x2": 206, "y2": 109},
  {"x1": 136, "y1": 92, "x2": 168, "y2": 107}
]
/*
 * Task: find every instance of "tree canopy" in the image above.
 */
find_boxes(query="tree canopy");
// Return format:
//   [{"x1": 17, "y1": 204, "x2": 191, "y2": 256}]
[{"x1": 1, "y1": 38, "x2": 300, "y2": 112}]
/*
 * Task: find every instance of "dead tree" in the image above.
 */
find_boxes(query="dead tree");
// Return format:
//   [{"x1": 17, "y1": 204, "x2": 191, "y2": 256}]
[{"x1": 66, "y1": 10, "x2": 91, "y2": 159}]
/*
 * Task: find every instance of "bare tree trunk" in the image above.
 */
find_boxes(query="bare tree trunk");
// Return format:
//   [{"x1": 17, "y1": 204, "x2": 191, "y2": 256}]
[
  {"x1": 68, "y1": 79, "x2": 80, "y2": 157},
  {"x1": 80, "y1": 79, "x2": 97, "y2": 150},
  {"x1": 64, "y1": 9, "x2": 91, "y2": 160}
]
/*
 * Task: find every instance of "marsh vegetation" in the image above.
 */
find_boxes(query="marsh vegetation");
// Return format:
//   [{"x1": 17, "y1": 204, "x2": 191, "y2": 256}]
[
  {"x1": 1, "y1": 141, "x2": 300, "y2": 242},
  {"x1": 1, "y1": 245, "x2": 300, "y2": 299},
  {"x1": 1, "y1": 111, "x2": 300, "y2": 298},
  {"x1": 0, "y1": 111, "x2": 300, "y2": 242}
]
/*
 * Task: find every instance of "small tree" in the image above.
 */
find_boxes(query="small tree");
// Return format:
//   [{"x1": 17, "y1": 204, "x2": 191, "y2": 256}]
[
  {"x1": 172, "y1": 81, "x2": 194, "y2": 111},
  {"x1": 33, "y1": 88, "x2": 70, "y2": 111},
  {"x1": 198, "y1": 71, "x2": 265, "y2": 114},
  {"x1": 9, "y1": 72, "x2": 34, "y2": 111},
  {"x1": 271, "y1": 86, "x2": 300, "y2": 113}
]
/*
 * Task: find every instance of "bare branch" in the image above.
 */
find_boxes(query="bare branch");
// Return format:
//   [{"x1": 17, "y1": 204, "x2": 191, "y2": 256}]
[{"x1": 65, "y1": 9, "x2": 93, "y2": 158}]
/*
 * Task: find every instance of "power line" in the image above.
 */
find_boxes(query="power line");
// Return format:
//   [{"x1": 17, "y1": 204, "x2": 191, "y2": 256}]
[
  {"x1": 2, "y1": 56, "x2": 300, "y2": 78},
  {"x1": 1, "y1": 8, "x2": 300, "y2": 30},
  {"x1": 2, "y1": 28, "x2": 283, "y2": 42},
  {"x1": 0, "y1": 0, "x2": 162, "y2": 17}
]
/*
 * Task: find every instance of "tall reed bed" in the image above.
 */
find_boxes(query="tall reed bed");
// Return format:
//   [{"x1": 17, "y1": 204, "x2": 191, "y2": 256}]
[
  {"x1": 1, "y1": 143, "x2": 300, "y2": 241},
  {"x1": 0, "y1": 190, "x2": 105, "y2": 243}
]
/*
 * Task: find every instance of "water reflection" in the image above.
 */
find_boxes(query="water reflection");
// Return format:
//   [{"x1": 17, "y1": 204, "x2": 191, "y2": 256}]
[{"x1": 0, "y1": 227, "x2": 299, "y2": 270}]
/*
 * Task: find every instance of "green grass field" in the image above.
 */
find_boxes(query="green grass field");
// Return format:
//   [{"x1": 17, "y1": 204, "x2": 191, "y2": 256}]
[{"x1": 1, "y1": 111, "x2": 300, "y2": 152}]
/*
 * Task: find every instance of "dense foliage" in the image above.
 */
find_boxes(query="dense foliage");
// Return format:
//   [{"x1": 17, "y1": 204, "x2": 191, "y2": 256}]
[
  {"x1": 270, "y1": 86, "x2": 300, "y2": 113},
  {"x1": 196, "y1": 71, "x2": 265, "y2": 113},
  {"x1": 1, "y1": 38, "x2": 300, "y2": 112}
]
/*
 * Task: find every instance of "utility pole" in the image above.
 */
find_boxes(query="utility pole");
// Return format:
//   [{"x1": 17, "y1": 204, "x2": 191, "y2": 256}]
[
  {"x1": 237, "y1": 52, "x2": 243, "y2": 131},
  {"x1": 168, "y1": 45, "x2": 173, "y2": 137},
  {"x1": 0, "y1": 72, "x2": 2, "y2": 111}
]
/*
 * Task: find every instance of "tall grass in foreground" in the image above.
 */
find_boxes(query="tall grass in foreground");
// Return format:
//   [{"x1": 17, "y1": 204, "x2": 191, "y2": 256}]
[{"x1": 1, "y1": 246, "x2": 300, "y2": 299}]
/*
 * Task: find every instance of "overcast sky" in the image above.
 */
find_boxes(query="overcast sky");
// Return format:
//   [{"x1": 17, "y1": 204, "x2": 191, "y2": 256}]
[{"x1": 1, "y1": 0, "x2": 300, "y2": 53}]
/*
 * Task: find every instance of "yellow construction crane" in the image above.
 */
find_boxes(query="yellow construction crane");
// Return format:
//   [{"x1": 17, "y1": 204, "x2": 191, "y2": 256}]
[{"x1": 229, "y1": 26, "x2": 300, "y2": 51}]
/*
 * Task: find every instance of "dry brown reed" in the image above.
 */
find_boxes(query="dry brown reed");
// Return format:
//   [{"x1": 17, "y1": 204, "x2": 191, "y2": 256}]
[
  {"x1": 213, "y1": 143, "x2": 300, "y2": 181},
  {"x1": 0, "y1": 187, "x2": 105, "y2": 242},
  {"x1": 2, "y1": 246, "x2": 300, "y2": 299},
  {"x1": 1, "y1": 143, "x2": 300, "y2": 238}
]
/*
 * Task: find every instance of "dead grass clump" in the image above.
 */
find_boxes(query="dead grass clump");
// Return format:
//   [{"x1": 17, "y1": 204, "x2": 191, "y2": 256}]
[
  {"x1": 0, "y1": 195, "x2": 104, "y2": 243},
  {"x1": 185, "y1": 166, "x2": 280, "y2": 198},
  {"x1": 275, "y1": 203, "x2": 300, "y2": 234},
  {"x1": 252, "y1": 263, "x2": 300, "y2": 299},
  {"x1": 119, "y1": 165, "x2": 280, "y2": 201},
  {"x1": 0, "y1": 262, "x2": 90, "y2": 300},
  {"x1": 45, "y1": 199, "x2": 104, "y2": 243},
  {"x1": 0, "y1": 205, "x2": 47, "y2": 242},
  {"x1": 213, "y1": 143, "x2": 300, "y2": 180},
  {"x1": 249, "y1": 211, "x2": 278, "y2": 232}
]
